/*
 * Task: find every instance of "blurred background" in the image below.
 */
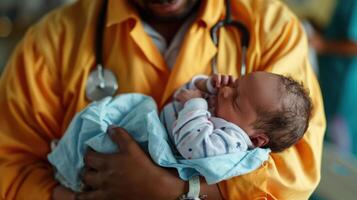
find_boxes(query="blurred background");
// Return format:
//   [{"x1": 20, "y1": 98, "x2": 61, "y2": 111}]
[{"x1": 0, "y1": 0, "x2": 356, "y2": 199}]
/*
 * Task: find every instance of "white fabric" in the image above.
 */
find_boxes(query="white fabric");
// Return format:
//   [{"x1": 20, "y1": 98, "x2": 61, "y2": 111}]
[
  {"x1": 142, "y1": 13, "x2": 198, "y2": 69},
  {"x1": 173, "y1": 98, "x2": 253, "y2": 159},
  {"x1": 161, "y1": 75, "x2": 254, "y2": 159}
]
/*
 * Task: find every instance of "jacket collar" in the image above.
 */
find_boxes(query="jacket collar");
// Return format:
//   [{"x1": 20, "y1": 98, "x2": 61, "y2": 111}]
[{"x1": 106, "y1": 0, "x2": 138, "y2": 27}]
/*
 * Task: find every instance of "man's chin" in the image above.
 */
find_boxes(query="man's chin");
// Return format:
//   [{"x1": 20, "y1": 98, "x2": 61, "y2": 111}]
[
  {"x1": 133, "y1": 0, "x2": 200, "y2": 23},
  {"x1": 141, "y1": 3, "x2": 195, "y2": 23},
  {"x1": 146, "y1": 12, "x2": 189, "y2": 22}
]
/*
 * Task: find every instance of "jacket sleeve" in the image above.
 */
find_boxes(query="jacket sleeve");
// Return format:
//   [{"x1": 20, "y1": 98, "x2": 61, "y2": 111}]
[
  {"x1": 219, "y1": 1, "x2": 326, "y2": 199},
  {"x1": 0, "y1": 13, "x2": 65, "y2": 200}
]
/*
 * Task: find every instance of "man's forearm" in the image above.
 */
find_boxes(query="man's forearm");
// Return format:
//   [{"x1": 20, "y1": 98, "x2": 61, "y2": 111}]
[{"x1": 200, "y1": 179, "x2": 223, "y2": 200}]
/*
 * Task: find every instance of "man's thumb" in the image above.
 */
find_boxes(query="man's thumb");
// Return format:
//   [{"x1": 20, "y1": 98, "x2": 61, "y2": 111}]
[{"x1": 108, "y1": 126, "x2": 133, "y2": 153}]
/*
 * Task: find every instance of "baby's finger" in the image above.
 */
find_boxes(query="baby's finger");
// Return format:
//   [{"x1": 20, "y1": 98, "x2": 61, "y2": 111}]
[
  {"x1": 176, "y1": 89, "x2": 191, "y2": 102},
  {"x1": 192, "y1": 89, "x2": 203, "y2": 97},
  {"x1": 212, "y1": 74, "x2": 221, "y2": 88},
  {"x1": 176, "y1": 93, "x2": 185, "y2": 101},
  {"x1": 228, "y1": 75, "x2": 235, "y2": 84},
  {"x1": 222, "y1": 75, "x2": 229, "y2": 85}
]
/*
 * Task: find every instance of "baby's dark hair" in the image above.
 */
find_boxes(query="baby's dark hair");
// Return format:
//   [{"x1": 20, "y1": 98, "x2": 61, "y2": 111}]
[{"x1": 253, "y1": 75, "x2": 312, "y2": 152}]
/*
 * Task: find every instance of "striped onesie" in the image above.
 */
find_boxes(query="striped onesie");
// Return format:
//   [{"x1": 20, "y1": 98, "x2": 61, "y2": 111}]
[{"x1": 160, "y1": 75, "x2": 254, "y2": 159}]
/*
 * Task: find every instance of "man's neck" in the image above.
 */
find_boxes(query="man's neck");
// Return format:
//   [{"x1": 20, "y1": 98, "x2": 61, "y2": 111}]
[
  {"x1": 136, "y1": 1, "x2": 201, "y2": 45},
  {"x1": 145, "y1": 20, "x2": 184, "y2": 45}
]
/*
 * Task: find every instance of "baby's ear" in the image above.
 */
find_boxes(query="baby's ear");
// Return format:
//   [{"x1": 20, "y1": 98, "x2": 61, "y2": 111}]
[{"x1": 250, "y1": 133, "x2": 269, "y2": 148}]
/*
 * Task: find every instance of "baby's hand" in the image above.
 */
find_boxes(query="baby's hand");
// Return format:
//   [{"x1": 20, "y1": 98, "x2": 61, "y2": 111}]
[
  {"x1": 176, "y1": 89, "x2": 203, "y2": 104},
  {"x1": 211, "y1": 74, "x2": 236, "y2": 88}
]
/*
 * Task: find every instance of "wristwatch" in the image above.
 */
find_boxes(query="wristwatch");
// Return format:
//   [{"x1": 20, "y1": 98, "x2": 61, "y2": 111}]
[
  {"x1": 177, "y1": 176, "x2": 207, "y2": 200},
  {"x1": 177, "y1": 194, "x2": 208, "y2": 200}
]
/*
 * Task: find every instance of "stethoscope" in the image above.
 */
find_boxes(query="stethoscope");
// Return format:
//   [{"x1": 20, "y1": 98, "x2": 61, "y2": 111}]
[{"x1": 86, "y1": 0, "x2": 250, "y2": 101}]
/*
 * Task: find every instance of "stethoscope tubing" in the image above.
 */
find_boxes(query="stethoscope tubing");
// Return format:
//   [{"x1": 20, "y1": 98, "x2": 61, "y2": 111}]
[
  {"x1": 87, "y1": 0, "x2": 250, "y2": 101},
  {"x1": 210, "y1": 0, "x2": 250, "y2": 75}
]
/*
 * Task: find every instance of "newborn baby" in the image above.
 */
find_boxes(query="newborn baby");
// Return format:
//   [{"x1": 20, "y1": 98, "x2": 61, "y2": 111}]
[{"x1": 162, "y1": 72, "x2": 312, "y2": 159}]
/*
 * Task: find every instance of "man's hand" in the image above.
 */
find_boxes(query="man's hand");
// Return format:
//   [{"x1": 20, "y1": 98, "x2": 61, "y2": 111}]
[
  {"x1": 77, "y1": 127, "x2": 186, "y2": 200},
  {"x1": 52, "y1": 185, "x2": 76, "y2": 200},
  {"x1": 175, "y1": 89, "x2": 203, "y2": 104}
]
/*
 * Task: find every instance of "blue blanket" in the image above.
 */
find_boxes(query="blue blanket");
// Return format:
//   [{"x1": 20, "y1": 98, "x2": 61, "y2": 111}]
[{"x1": 48, "y1": 94, "x2": 270, "y2": 191}]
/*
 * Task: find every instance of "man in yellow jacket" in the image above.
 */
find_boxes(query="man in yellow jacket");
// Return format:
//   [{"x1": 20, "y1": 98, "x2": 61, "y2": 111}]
[{"x1": 0, "y1": 0, "x2": 325, "y2": 199}]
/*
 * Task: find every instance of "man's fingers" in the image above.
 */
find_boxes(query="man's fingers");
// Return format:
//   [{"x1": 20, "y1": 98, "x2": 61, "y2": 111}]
[
  {"x1": 84, "y1": 150, "x2": 109, "y2": 170},
  {"x1": 81, "y1": 168, "x2": 102, "y2": 190},
  {"x1": 108, "y1": 127, "x2": 136, "y2": 153},
  {"x1": 77, "y1": 190, "x2": 105, "y2": 200}
]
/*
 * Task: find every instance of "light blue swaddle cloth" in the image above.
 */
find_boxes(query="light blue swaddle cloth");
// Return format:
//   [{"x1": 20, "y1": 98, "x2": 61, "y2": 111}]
[{"x1": 48, "y1": 94, "x2": 270, "y2": 191}]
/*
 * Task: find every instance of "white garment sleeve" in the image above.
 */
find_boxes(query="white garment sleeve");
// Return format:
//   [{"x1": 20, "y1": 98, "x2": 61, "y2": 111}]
[
  {"x1": 173, "y1": 75, "x2": 217, "y2": 100},
  {"x1": 172, "y1": 98, "x2": 251, "y2": 159}
]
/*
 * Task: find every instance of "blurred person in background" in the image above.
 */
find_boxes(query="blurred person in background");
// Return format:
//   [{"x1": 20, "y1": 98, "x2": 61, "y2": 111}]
[
  {"x1": 310, "y1": 0, "x2": 357, "y2": 156},
  {"x1": 282, "y1": 0, "x2": 337, "y2": 75}
]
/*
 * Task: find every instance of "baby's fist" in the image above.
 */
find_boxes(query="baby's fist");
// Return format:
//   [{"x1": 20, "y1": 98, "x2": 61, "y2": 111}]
[
  {"x1": 211, "y1": 74, "x2": 236, "y2": 88},
  {"x1": 176, "y1": 89, "x2": 203, "y2": 103}
]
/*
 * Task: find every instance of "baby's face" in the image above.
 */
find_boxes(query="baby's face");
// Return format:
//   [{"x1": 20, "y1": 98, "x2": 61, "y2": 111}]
[{"x1": 215, "y1": 72, "x2": 281, "y2": 136}]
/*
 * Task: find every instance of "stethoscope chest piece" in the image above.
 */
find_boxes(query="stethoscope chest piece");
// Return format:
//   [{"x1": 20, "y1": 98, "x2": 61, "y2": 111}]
[{"x1": 86, "y1": 64, "x2": 118, "y2": 101}]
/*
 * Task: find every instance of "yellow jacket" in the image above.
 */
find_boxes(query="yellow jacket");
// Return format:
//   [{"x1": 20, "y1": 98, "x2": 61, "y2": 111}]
[{"x1": 0, "y1": 0, "x2": 325, "y2": 199}]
